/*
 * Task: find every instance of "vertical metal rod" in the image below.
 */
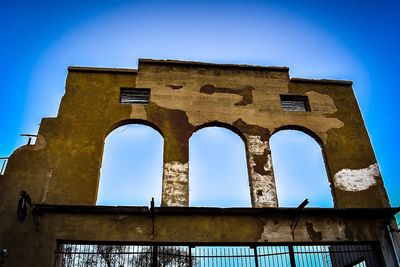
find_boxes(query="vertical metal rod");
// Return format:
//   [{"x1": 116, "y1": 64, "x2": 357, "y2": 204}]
[
  {"x1": 152, "y1": 245, "x2": 158, "y2": 267},
  {"x1": 189, "y1": 246, "x2": 193, "y2": 267},
  {"x1": 288, "y1": 245, "x2": 296, "y2": 267},
  {"x1": 252, "y1": 246, "x2": 259, "y2": 267}
]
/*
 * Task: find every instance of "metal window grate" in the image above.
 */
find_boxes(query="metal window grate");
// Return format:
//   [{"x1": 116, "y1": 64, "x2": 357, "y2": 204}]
[
  {"x1": 54, "y1": 242, "x2": 383, "y2": 267},
  {"x1": 280, "y1": 95, "x2": 310, "y2": 112},
  {"x1": 120, "y1": 88, "x2": 151, "y2": 104}
]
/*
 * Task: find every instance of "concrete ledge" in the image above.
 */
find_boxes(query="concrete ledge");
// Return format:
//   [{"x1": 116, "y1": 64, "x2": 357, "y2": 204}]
[
  {"x1": 36, "y1": 204, "x2": 400, "y2": 218},
  {"x1": 139, "y1": 58, "x2": 289, "y2": 72},
  {"x1": 37, "y1": 204, "x2": 149, "y2": 214},
  {"x1": 68, "y1": 66, "x2": 138, "y2": 74},
  {"x1": 291, "y1": 77, "x2": 353, "y2": 86},
  {"x1": 56, "y1": 239, "x2": 381, "y2": 247}
]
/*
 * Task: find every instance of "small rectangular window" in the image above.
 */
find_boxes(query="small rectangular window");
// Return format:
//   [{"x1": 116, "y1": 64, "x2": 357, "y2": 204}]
[
  {"x1": 280, "y1": 95, "x2": 310, "y2": 112},
  {"x1": 120, "y1": 88, "x2": 151, "y2": 104}
]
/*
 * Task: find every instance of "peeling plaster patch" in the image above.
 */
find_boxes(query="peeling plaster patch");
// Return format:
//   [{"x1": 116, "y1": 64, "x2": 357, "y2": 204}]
[
  {"x1": 265, "y1": 154, "x2": 273, "y2": 170},
  {"x1": 164, "y1": 161, "x2": 189, "y2": 182},
  {"x1": 251, "y1": 172, "x2": 277, "y2": 208},
  {"x1": 200, "y1": 84, "x2": 253, "y2": 106},
  {"x1": 41, "y1": 168, "x2": 53, "y2": 203},
  {"x1": 163, "y1": 161, "x2": 189, "y2": 206},
  {"x1": 147, "y1": 87, "x2": 344, "y2": 138},
  {"x1": 130, "y1": 104, "x2": 147, "y2": 120},
  {"x1": 248, "y1": 135, "x2": 277, "y2": 207},
  {"x1": 248, "y1": 135, "x2": 269, "y2": 154},
  {"x1": 135, "y1": 227, "x2": 144, "y2": 234},
  {"x1": 334, "y1": 163, "x2": 380, "y2": 192},
  {"x1": 142, "y1": 79, "x2": 345, "y2": 137},
  {"x1": 306, "y1": 91, "x2": 338, "y2": 114},
  {"x1": 259, "y1": 219, "x2": 291, "y2": 242}
]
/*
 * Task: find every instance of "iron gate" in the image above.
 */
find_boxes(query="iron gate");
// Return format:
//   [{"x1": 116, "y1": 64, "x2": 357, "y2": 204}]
[{"x1": 54, "y1": 242, "x2": 383, "y2": 267}]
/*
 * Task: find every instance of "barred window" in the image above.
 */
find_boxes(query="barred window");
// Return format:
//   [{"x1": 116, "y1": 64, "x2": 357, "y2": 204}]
[
  {"x1": 280, "y1": 95, "x2": 310, "y2": 112},
  {"x1": 120, "y1": 88, "x2": 150, "y2": 104}
]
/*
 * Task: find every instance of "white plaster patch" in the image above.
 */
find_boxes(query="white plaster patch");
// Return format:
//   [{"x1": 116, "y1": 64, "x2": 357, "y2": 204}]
[
  {"x1": 248, "y1": 135, "x2": 269, "y2": 154},
  {"x1": 164, "y1": 161, "x2": 189, "y2": 183},
  {"x1": 163, "y1": 185, "x2": 187, "y2": 207},
  {"x1": 264, "y1": 154, "x2": 273, "y2": 171},
  {"x1": 135, "y1": 227, "x2": 144, "y2": 234},
  {"x1": 41, "y1": 168, "x2": 53, "y2": 203},
  {"x1": 247, "y1": 139, "x2": 278, "y2": 208},
  {"x1": 252, "y1": 172, "x2": 277, "y2": 208},
  {"x1": 163, "y1": 161, "x2": 189, "y2": 206},
  {"x1": 333, "y1": 163, "x2": 380, "y2": 192}
]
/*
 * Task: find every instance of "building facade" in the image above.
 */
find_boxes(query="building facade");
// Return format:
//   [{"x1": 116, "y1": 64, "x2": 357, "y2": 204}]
[{"x1": 0, "y1": 59, "x2": 399, "y2": 266}]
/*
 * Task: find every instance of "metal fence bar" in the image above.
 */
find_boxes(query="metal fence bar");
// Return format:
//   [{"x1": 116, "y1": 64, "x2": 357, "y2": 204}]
[{"x1": 54, "y1": 242, "x2": 384, "y2": 267}]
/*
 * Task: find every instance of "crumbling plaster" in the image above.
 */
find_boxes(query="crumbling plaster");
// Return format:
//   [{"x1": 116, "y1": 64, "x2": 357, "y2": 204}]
[
  {"x1": 0, "y1": 59, "x2": 395, "y2": 267},
  {"x1": 0, "y1": 59, "x2": 390, "y2": 209},
  {"x1": 334, "y1": 163, "x2": 380, "y2": 192},
  {"x1": 137, "y1": 67, "x2": 344, "y2": 145}
]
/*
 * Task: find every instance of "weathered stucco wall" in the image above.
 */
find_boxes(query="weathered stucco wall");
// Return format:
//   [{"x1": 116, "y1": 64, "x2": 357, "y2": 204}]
[
  {"x1": 0, "y1": 59, "x2": 389, "y2": 208},
  {"x1": 0, "y1": 59, "x2": 394, "y2": 266},
  {"x1": 0, "y1": 206, "x2": 394, "y2": 266}
]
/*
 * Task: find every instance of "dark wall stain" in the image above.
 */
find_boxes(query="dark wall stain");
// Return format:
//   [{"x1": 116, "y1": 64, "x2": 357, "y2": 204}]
[
  {"x1": 200, "y1": 84, "x2": 253, "y2": 106},
  {"x1": 344, "y1": 225, "x2": 354, "y2": 240},
  {"x1": 166, "y1": 84, "x2": 183, "y2": 90},
  {"x1": 233, "y1": 119, "x2": 271, "y2": 183},
  {"x1": 232, "y1": 119, "x2": 270, "y2": 141},
  {"x1": 306, "y1": 222, "x2": 322, "y2": 241},
  {"x1": 145, "y1": 102, "x2": 194, "y2": 162},
  {"x1": 252, "y1": 153, "x2": 270, "y2": 175}
]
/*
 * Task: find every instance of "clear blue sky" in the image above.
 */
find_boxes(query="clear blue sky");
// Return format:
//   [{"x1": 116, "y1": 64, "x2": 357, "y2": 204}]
[{"x1": 1, "y1": 1, "x2": 399, "y2": 215}]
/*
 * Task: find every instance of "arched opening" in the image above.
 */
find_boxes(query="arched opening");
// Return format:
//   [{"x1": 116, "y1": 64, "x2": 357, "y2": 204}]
[
  {"x1": 189, "y1": 126, "x2": 251, "y2": 207},
  {"x1": 270, "y1": 129, "x2": 333, "y2": 207},
  {"x1": 97, "y1": 124, "x2": 163, "y2": 206}
]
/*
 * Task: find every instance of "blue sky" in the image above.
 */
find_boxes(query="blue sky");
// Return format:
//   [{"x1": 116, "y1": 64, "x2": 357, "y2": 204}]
[{"x1": 1, "y1": 1, "x2": 399, "y2": 215}]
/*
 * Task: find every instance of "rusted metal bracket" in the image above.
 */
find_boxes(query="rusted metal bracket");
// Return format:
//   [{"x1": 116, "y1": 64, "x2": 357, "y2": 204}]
[
  {"x1": 20, "y1": 134, "x2": 38, "y2": 145},
  {"x1": 290, "y1": 199, "x2": 309, "y2": 238}
]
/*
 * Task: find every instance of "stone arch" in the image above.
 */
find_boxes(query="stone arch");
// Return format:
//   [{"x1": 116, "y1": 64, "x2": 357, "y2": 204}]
[
  {"x1": 189, "y1": 122, "x2": 251, "y2": 207},
  {"x1": 191, "y1": 121, "x2": 247, "y2": 144},
  {"x1": 271, "y1": 125, "x2": 325, "y2": 148},
  {"x1": 106, "y1": 118, "x2": 164, "y2": 140},
  {"x1": 271, "y1": 125, "x2": 332, "y2": 182},
  {"x1": 97, "y1": 121, "x2": 164, "y2": 206},
  {"x1": 269, "y1": 126, "x2": 334, "y2": 207}
]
